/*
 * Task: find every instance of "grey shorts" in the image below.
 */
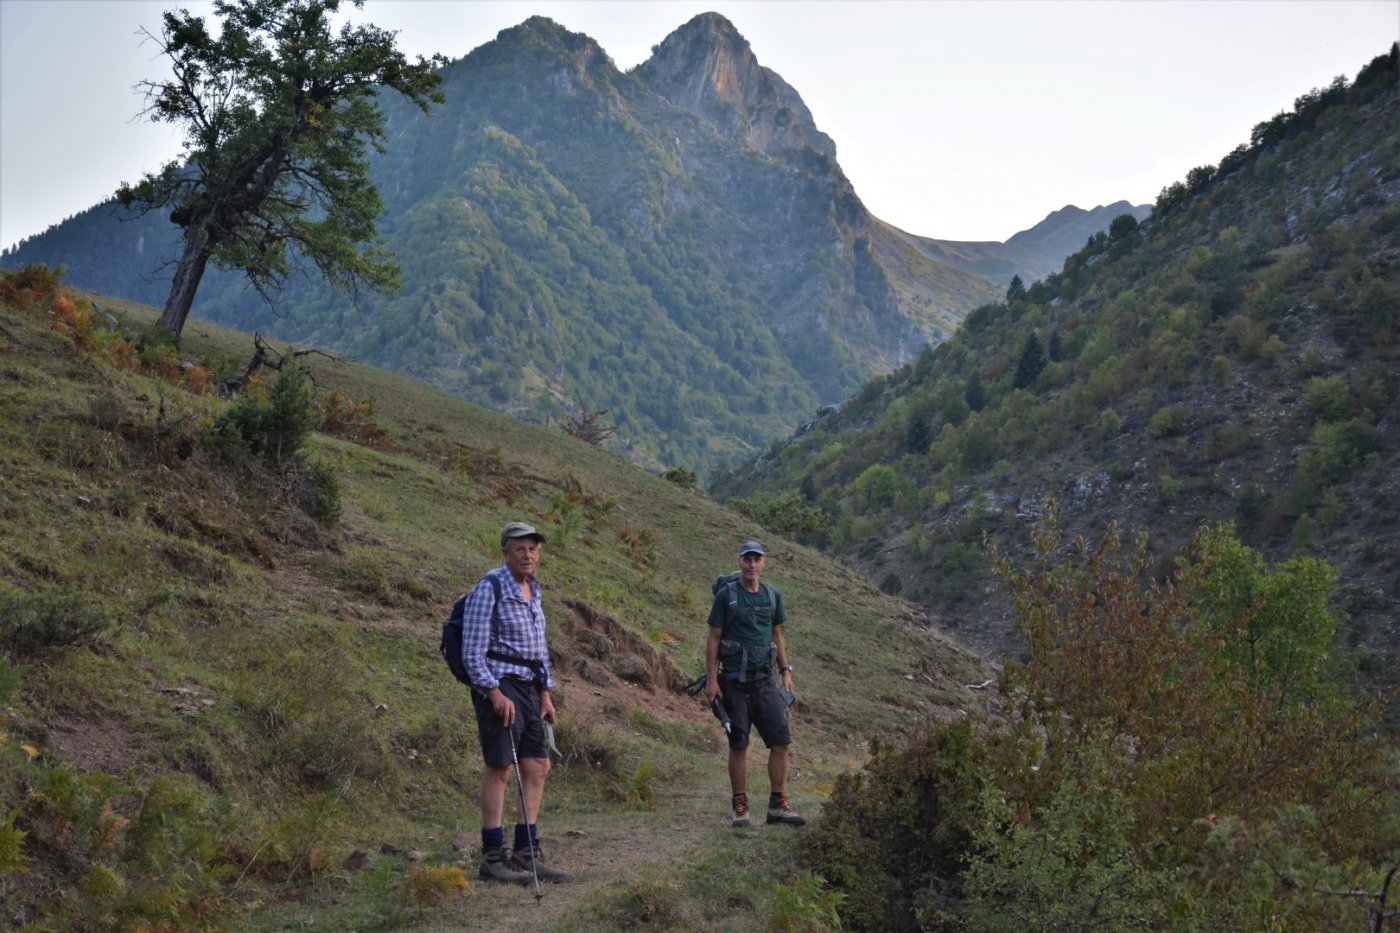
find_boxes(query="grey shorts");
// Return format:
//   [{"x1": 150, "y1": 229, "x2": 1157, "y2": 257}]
[
  {"x1": 471, "y1": 677, "x2": 548, "y2": 768},
  {"x1": 720, "y1": 677, "x2": 792, "y2": 751}
]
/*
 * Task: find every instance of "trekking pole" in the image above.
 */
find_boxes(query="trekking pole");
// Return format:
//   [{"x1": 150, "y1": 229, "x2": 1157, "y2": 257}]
[
  {"x1": 686, "y1": 674, "x2": 732, "y2": 735},
  {"x1": 710, "y1": 695, "x2": 732, "y2": 735},
  {"x1": 506, "y1": 727, "x2": 543, "y2": 904}
]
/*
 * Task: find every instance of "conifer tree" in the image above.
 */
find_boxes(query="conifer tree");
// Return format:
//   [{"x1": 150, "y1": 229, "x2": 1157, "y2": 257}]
[
  {"x1": 964, "y1": 371, "x2": 986, "y2": 412},
  {"x1": 1013, "y1": 333, "x2": 1047, "y2": 389},
  {"x1": 906, "y1": 405, "x2": 934, "y2": 454},
  {"x1": 1006, "y1": 274, "x2": 1028, "y2": 304}
]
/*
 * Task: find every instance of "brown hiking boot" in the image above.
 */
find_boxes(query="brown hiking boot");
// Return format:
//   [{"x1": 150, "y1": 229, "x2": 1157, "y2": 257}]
[
  {"x1": 731, "y1": 792, "x2": 751, "y2": 828},
  {"x1": 479, "y1": 845, "x2": 532, "y2": 884},
  {"x1": 766, "y1": 793, "x2": 805, "y2": 826},
  {"x1": 509, "y1": 841, "x2": 568, "y2": 882}
]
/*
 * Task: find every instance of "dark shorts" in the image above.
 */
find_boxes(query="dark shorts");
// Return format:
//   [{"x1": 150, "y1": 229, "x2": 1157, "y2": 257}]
[
  {"x1": 720, "y1": 676, "x2": 792, "y2": 751},
  {"x1": 471, "y1": 677, "x2": 548, "y2": 768}
]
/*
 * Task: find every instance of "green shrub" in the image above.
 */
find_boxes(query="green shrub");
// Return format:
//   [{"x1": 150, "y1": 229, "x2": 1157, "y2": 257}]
[
  {"x1": 852, "y1": 464, "x2": 901, "y2": 513},
  {"x1": 956, "y1": 420, "x2": 1000, "y2": 472},
  {"x1": 0, "y1": 584, "x2": 113, "y2": 659},
  {"x1": 295, "y1": 458, "x2": 343, "y2": 526},
  {"x1": 803, "y1": 721, "x2": 987, "y2": 931},
  {"x1": 958, "y1": 747, "x2": 1171, "y2": 931},
  {"x1": 1147, "y1": 406, "x2": 1188, "y2": 439},
  {"x1": 809, "y1": 517, "x2": 1392, "y2": 930},
  {"x1": 1356, "y1": 278, "x2": 1399, "y2": 341},
  {"x1": 214, "y1": 363, "x2": 320, "y2": 467},
  {"x1": 728, "y1": 491, "x2": 825, "y2": 539},
  {"x1": 1223, "y1": 314, "x2": 1268, "y2": 356},
  {"x1": 1302, "y1": 375, "x2": 1357, "y2": 422},
  {"x1": 878, "y1": 572, "x2": 902, "y2": 596},
  {"x1": 1296, "y1": 413, "x2": 1380, "y2": 485},
  {"x1": 1234, "y1": 484, "x2": 1270, "y2": 531},
  {"x1": 660, "y1": 466, "x2": 697, "y2": 490},
  {"x1": 1097, "y1": 407, "x2": 1122, "y2": 442}
]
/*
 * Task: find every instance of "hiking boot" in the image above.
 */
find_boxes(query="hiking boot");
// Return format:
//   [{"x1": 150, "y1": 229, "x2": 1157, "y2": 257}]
[
  {"x1": 731, "y1": 792, "x2": 751, "y2": 828},
  {"x1": 479, "y1": 845, "x2": 532, "y2": 884},
  {"x1": 766, "y1": 793, "x2": 805, "y2": 827},
  {"x1": 509, "y1": 842, "x2": 568, "y2": 883}
]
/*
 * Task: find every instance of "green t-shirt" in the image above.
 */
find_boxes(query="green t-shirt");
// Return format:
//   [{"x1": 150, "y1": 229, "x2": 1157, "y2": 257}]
[{"x1": 708, "y1": 582, "x2": 786, "y2": 674}]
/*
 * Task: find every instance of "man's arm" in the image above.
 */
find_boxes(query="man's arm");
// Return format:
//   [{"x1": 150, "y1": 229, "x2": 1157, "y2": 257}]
[
  {"x1": 704, "y1": 624, "x2": 723, "y2": 703},
  {"x1": 460, "y1": 577, "x2": 499, "y2": 690},
  {"x1": 773, "y1": 624, "x2": 793, "y2": 690}
]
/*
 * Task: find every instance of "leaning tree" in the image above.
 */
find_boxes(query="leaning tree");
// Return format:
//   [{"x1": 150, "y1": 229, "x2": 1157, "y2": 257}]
[{"x1": 118, "y1": 0, "x2": 444, "y2": 339}]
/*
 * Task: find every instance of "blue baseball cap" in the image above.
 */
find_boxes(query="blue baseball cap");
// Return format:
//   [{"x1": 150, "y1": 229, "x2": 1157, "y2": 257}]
[{"x1": 739, "y1": 540, "x2": 765, "y2": 557}]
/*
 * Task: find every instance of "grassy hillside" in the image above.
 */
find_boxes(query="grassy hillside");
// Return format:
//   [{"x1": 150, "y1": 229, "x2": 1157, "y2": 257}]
[
  {"x1": 0, "y1": 273, "x2": 988, "y2": 930},
  {"x1": 717, "y1": 45, "x2": 1400, "y2": 720}
]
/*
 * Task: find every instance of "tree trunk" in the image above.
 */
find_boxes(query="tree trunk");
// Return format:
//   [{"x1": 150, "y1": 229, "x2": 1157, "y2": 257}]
[{"x1": 156, "y1": 221, "x2": 215, "y2": 339}]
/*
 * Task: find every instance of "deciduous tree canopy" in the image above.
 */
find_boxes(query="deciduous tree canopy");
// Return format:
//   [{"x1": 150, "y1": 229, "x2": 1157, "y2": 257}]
[{"x1": 118, "y1": 0, "x2": 444, "y2": 338}]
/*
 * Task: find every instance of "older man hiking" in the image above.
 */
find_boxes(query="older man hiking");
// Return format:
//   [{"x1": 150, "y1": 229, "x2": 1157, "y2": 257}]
[
  {"x1": 704, "y1": 539, "x2": 805, "y2": 828},
  {"x1": 462, "y1": 521, "x2": 567, "y2": 884}
]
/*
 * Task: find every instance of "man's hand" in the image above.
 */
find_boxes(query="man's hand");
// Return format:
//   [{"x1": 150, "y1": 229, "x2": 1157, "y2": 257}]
[
  {"x1": 704, "y1": 673, "x2": 721, "y2": 704},
  {"x1": 539, "y1": 689, "x2": 557, "y2": 725},
  {"x1": 489, "y1": 687, "x2": 516, "y2": 726}
]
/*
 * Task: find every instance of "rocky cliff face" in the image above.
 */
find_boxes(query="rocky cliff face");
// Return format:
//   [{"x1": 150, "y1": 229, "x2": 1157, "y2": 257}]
[{"x1": 634, "y1": 13, "x2": 838, "y2": 166}]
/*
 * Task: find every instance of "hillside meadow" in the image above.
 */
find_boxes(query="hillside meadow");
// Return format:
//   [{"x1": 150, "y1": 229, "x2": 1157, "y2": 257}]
[{"x1": 0, "y1": 274, "x2": 988, "y2": 930}]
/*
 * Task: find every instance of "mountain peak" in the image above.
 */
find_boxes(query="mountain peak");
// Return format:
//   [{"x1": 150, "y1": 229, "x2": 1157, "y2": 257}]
[
  {"x1": 1006, "y1": 201, "x2": 1151, "y2": 249},
  {"x1": 489, "y1": 15, "x2": 614, "y2": 77},
  {"x1": 635, "y1": 13, "x2": 836, "y2": 164}
]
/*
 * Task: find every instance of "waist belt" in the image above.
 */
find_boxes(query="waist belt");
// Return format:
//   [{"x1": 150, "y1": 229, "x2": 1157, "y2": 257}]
[
  {"x1": 718, "y1": 640, "x2": 773, "y2": 683},
  {"x1": 487, "y1": 648, "x2": 545, "y2": 681}
]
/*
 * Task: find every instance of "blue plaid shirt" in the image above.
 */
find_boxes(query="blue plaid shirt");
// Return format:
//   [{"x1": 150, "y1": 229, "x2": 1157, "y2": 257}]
[{"x1": 460, "y1": 565, "x2": 554, "y2": 691}]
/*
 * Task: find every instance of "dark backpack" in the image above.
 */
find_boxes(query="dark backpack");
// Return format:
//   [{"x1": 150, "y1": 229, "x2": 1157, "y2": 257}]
[
  {"x1": 712, "y1": 573, "x2": 778, "y2": 682},
  {"x1": 712, "y1": 572, "x2": 777, "y2": 631},
  {"x1": 440, "y1": 575, "x2": 544, "y2": 687}
]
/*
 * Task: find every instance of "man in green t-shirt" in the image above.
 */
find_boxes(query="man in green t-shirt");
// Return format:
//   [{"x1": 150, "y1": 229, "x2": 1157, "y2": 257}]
[{"x1": 704, "y1": 540, "x2": 804, "y2": 828}]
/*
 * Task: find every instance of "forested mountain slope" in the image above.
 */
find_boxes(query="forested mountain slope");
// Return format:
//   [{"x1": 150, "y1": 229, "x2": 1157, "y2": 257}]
[
  {"x1": 718, "y1": 45, "x2": 1400, "y2": 714},
  {"x1": 2, "y1": 13, "x2": 1001, "y2": 475}
]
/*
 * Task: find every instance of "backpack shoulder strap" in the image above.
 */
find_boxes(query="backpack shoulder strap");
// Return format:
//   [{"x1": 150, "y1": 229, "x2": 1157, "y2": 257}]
[{"x1": 721, "y1": 579, "x2": 740, "y2": 640}]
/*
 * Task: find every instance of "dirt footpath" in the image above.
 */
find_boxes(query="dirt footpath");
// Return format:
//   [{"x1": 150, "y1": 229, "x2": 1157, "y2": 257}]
[{"x1": 424, "y1": 786, "x2": 781, "y2": 931}]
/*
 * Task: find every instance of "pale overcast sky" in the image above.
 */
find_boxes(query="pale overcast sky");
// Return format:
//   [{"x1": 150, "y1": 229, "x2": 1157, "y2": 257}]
[{"x1": 1, "y1": 0, "x2": 1395, "y2": 252}]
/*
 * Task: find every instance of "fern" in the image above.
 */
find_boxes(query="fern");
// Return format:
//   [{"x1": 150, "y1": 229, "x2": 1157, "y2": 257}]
[{"x1": 0, "y1": 810, "x2": 28, "y2": 876}]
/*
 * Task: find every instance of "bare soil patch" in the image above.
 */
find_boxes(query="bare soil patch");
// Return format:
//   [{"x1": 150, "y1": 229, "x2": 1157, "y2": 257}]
[{"x1": 46, "y1": 713, "x2": 144, "y2": 775}]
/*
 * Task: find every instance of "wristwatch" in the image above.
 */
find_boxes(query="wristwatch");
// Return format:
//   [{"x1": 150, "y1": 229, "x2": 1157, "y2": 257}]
[{"x1": 780, "y1": 666, "x2": 792, "y2": 674}]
